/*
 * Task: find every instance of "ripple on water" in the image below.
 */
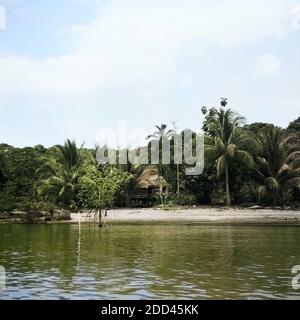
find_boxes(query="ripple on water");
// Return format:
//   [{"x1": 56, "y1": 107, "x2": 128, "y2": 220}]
[{"x1": 1, "y1": 224, "x2": 300, "y2": 300}]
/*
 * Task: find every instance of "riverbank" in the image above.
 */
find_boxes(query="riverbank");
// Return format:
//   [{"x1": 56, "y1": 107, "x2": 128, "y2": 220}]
[
  {"x1": 70, "y1": 207, "x2": 300, "y2": 225},
  {"x1": 1, "y1": 207, "x2": 299, "y2": 225}
]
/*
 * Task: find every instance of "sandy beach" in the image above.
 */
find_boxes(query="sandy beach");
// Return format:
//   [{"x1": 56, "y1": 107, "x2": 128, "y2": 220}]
[{"x1": 70, "y1": 207, "x2": 300, "y2": 225}]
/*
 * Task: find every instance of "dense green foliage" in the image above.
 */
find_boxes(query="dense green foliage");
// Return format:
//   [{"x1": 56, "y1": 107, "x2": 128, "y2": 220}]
[
  {"x1": 35, "y1": 140, "x2": 85, "y2": 210},
  {"x1": 203, "y1": 107, "x2": 254, "y2": 205},
  {"x1": 0, "y1": 103, "x2": 299, "y2": 214},
  {"x1": 287, "y1": 117, "x2": 300, "y2": 132},
  {"x1": 251, "y1": 127, "x2": 300, "y2": 206},
  {"x1": 79, "y1": 164, "x2": 132, "y2": 212}
]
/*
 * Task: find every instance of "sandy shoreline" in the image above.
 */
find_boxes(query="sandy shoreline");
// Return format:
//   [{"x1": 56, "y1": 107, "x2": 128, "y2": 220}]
[{"x1": 70, "y1": 207, "x2": 300, "y2": 225}]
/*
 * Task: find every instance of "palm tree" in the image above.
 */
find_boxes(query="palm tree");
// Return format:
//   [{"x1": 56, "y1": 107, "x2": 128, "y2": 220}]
[
  {"x1": 146, "y1": 124, "x2": 175, "y2": 168},
  {"x1": 221, "y1": 98, "x2": 228, "y2": 107},
  {"x1": 146, "y1": 124, "x2": 175, "y2": 201},
  {"x1": 36, "y1": 139, "x2": 84, "y2": 209},
  {"x1": 56, "y1": 139, "x2": 84, "y2": 171},
  {"x1": 204, "y1": 104, "x2": 254, "y2": 206},
  {"x1": 252, "y1": 126, "x2": 300, "y2": 206},
  {"x1": 171, "y1": 121, "x2": 180, "y2": 198},
  {"x1": 146, "y1": 124, "x2": 174, "y2": 141}
]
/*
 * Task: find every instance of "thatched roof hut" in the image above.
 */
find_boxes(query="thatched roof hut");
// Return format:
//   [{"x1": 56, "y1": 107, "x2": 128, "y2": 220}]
[{"x1": 137, "y1": 165, "x2": 165, "y2": 189}]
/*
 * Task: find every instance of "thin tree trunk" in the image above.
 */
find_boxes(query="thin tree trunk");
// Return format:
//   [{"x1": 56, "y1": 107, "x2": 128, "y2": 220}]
[
  {"x1": 279, "y1": 190, "x2": 284, "y2": 210},
  {"x1": 225, "y1": 165, "x2": 231, "y2": 206},
  {"x1": 176, "y1": 163, "x2": 180, "y2": 198},
  {"x1": 98, "y1": 209, "x2": 102, "y2": 227}
]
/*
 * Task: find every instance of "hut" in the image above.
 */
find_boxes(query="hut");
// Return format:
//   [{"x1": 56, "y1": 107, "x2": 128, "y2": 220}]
[{"x1": 131, "y1": 165, "x2": 167, "y2": 207}]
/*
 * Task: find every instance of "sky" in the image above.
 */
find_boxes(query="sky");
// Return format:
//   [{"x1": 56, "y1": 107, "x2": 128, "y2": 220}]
[{"x1": 0, "y1": 0, "x2": 299, "y2": 147}]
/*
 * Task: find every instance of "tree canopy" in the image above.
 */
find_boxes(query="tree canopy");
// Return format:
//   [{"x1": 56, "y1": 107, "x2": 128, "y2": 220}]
[{"x1": 0, "y1": 112, "x2": 299, "y2": 214}]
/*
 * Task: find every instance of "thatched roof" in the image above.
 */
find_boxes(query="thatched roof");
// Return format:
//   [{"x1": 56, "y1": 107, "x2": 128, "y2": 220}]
[{"x1": 137, "y1": 165, "x2": 162, "y2": 189}]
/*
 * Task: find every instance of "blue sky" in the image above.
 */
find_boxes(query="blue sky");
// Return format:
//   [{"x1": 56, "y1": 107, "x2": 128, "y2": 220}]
[{"x1": 0, "y1": 0, "x2": 299, "y2": 147}]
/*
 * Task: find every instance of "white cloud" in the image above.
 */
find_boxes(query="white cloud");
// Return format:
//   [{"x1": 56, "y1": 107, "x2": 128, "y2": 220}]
[
  {"x1": 255, "y1": 53, "x2": 281, "y2": 76},
  {"x1": 0, "y1": 0, "x2": 292, "y2": 97}
]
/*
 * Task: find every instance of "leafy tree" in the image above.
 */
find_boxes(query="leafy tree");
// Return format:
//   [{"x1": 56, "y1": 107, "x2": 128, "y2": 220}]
[
  {"x1": 0, "y1": 147, "x2": 7, "y2": 187},
  {"x1": 203, "y1": 101, "x2": 254, "y2": 205},
  {"x1": 79, "y1": 164, "x2": 132, "y2": 223},
  {"x1": 0, "y1": 144, "x2": 48, "y2": 212},
  {"x1": 146, "y1": 124, "x2": 175, "y2": 195},
  {"x1": 146, "y1": 124, "x2": 175, "y2": 141},
  {"x1": 36, "y1": 139, "x2": 85, "y2": 209},
  {"x1": 251, "y1": 126, "x2": 300, "y2": 206},
  {"x1": 287, "y1": 116, "x2": 300, "y2": 132},
  {"x1": 243, "y1": 122, "x2": 274, "y2": 135}
]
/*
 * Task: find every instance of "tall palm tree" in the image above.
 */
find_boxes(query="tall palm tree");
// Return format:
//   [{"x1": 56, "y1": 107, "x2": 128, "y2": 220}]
[
  {"x1": 146, "y1": 124, "x2": 175, "y2": 169},
  {"x1": 252, "y1": 126, "x2": 300, "y2": 206},
  {"x1": 204, "y1": 104, "x2": 254, "y2": 206},
  {"x1": 171, "y1": 121, "x2": 180, "y2": 198},
  {"x1": 36, "y1": 139, "x2": 84, "y2": 209},
  {"x1": 146, "y1": 124, "x2": 175, "y2": 199},
  {"x1": 146, "y1": 124, "x2": 174, "y2": 141},
  {"x1": 56, "y1": 139, "x2": 84, "y2": 171}
]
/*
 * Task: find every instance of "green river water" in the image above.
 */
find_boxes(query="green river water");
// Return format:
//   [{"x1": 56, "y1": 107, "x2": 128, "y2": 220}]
[{"x1": 0, "y1": 224, "x2": 299, "y2": 300}]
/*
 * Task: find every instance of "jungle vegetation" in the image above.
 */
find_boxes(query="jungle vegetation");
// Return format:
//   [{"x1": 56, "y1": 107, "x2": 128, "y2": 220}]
[{"x1": 0, "y1": 101, "x2": 299, "y2": 215}]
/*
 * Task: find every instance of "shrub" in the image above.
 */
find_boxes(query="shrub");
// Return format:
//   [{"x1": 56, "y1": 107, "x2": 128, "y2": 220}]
[{"x1": 176, "y1": 194, "x2": 198, "y2": 205}]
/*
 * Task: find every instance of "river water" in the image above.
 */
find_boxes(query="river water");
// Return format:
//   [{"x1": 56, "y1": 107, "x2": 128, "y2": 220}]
[{"x1": 0, "y1": 224, "x2": 299, "y2": 300}]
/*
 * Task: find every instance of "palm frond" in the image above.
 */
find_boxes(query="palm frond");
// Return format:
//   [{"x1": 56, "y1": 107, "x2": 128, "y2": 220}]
[
  {"x1": 258, "y1": 185, "x2": 267, "y2": 202},
  {"x1": 216, "y1": 156, "x2": 227, "y2": 179},
  {"x1": 276, "y1": 164, "x2": 292, "y2": 181},
  {"x1": 225, "y1": 143, "x2": 236, "y2": 159},
  {"x1": 265, "y1": 177, "x2": 280, "y2": 192},
  {"x1": 236, "y1": 150, "x2": 254, "y2": 168}
]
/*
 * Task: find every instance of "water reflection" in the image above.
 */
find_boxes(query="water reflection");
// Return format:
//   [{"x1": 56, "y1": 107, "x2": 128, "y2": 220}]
[{"x1": 0, "y1": 224, "x2": 299, "y2": 299}]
